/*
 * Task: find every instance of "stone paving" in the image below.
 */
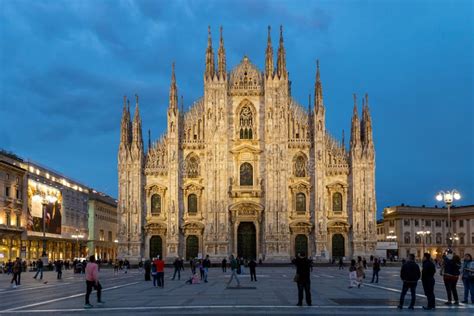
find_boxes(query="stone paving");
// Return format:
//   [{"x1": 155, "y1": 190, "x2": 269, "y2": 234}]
[{"x1": 0, "y1": 265, "x2": 473, "y2": 315}]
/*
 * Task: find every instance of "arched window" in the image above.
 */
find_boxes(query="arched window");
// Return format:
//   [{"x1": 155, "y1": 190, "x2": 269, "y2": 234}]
[
  {"x1": 404, "y1": 233, "x2": 410, "y2": 244},
  {"x1": 151, "y1": 194, "x2": 161, "y2": 215},
  {"x1": 415, "y1": 235, "x2": 421, "y2": 244},
  {"x1": 436, "y1": 233, "x2": 442, "y2": 244},
  {"x1": 332, "y1": 192, "x2": 343, "y2": 213},
  {"x1": 185, "y1": 155, "x2": 200, "y2": 178},
  {"x1": 294, "y1": 156, "x2": 306, "y2": 177},
  {"x1": 188, "y1": 194, "x2": 198, "y2": 214},
  {"x1": 240, "y1": 163, "x2": 253, "y2": 186},
  {"x1": 239, "y1": 105, "x2": 253, "y2": 139},
  {"x1": 296, "y1": 193, "x2": 306, "y2": 214}
]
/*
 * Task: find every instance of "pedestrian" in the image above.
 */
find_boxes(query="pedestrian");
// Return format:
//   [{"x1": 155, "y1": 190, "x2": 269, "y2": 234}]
[
  {"x1": 55, "y1": 260, "x2": 63, "y2": 280},
  {"x1": 348, "y1": 259, "x2": 359, "y2": 288},
  {"x1": 138, "y1": 260, "x2": 144, "y2": 273},
  {"x1": 198, "y1": 259, "x2": 204, "y2": 280},
  {"x1": 227, "y1": 255, "x2": 240, "y2": 287},
  {"x1": 190, "y1": 258, "x2": 196, "y2": 275},
  {"x1": 222, "y1": 257, "x2": 227, "y2": 272},
  {"x1": 144, "y1": 259, "x2": 151, "y2": 281},
  {"x1": 179, "y1": 257, "x2": 185, "y2": 272},
  {"x1": 397, "y1": 254, "x2": 420, "y2": 310},
  {"x1": 461, "y1": 253, "x2": 474, "y2": 304},
  {"x1": 17, "y1": 260, "x2": 23, "y2": 285},
  {"x1": 356, "y1": 256, "x2": 365, "y2": 287},
  {"x1": 294, "y1": 252, "x2": 312, "y2": 306},
  {"x1": 10, "y1": 258, "x2": 21, "y2": 288},
  {"x1": 151, "y1": 258, "x2": 158, "y2": 287},
  {"x1": 153, "y1": 255, "x2": 165, "y2": 288},
  {"x1": 338, "y1": 257, "x2": 344, "y2": 270},
  {"x1": 248, "y1": 258, "x2": 257, "y2": 281},
  {"x1": 362, "y1": 257, "x2": 367, "y2": 270},
  {"x1": 203, "y1": 255, "x2": 211, "y2": 283},
  {"x1": 113, "y1": 260, "x2": 119, "y2": 275},
  {"x1": 442, "y1": 250, "x2": 461, "y2": 305},
  {"x1": 421, "y1": 253, "x2": 436, "y2": 310},
  {"x1": 239, "y1": 257, "x2": 245, "y2": 275},
  {"x1": 172, "y1": 257, "x2": 181, "y2": 280},
  {"x1": 33, "y1": 258, "x2": 44, "y2": 280},
  {"x1": 370, "y1": 258, "x2": 380, "y2": 283},
  {"x1": 84, "y1": 255, "x2": 104, "y2": 309}
]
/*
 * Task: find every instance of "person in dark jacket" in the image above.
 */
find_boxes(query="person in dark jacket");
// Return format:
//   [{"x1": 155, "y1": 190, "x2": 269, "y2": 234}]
[
  {"x1": 144, "y1": 259, "x2": 151, "y2": 281},
  {"x1": 172, "y1": 257, "x2": 181, "y2": 280},
  {"x1": 397, "y1": 254, "x2": 421, "y2": 309},
  {"x1": 248, "y1": 258, "x2": 257, "y2": 281},
  {"x1": 421, "y1": 253, "x2": 436, "y2": 310},
  {"x1": 221, "y1": 258, "x2": 227, "y2": 272},
  {"x1": 294, "y1": 252, "x2": 312, "y2": 306},
  {"x1": 461, "y1": 253, "x2": 474, "y2": 304},
  {"x1": 442, "y1": 250, "x2": 461, "y2": 305},
  {"x1": 370, "y1": 258, "x2": 380, "y2": 283}
]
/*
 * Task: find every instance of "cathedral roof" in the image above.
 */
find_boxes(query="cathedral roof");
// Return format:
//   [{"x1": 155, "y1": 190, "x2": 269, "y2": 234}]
[{"x1": 228, "y1": 56, "x2": 264, "y2": 96}]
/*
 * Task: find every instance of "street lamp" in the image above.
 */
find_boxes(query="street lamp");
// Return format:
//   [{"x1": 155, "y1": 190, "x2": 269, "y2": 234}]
[
  {"x1": 71, "y1": 229, "x2": 84, "y2": 258},
  {"x1": 416, "y1": 230, "x2": 431, "y2": 258},
  {"x1": 32, "y1": 193, "x2": 58, "y2": 257},
  {"x1": 436, "y1": 190, "x2": 461, "y2": 250}
]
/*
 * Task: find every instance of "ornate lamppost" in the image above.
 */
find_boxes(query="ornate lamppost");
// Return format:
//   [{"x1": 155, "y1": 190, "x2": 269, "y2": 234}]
[
  {"x1": 436, "y1": 190, "x2": 461, "y2": 250},
  {"x1": 416, "y1": 229, "x2": 431, "y2": 258}
]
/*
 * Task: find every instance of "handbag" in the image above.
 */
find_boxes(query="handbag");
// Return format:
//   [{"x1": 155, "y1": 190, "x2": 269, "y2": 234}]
[{"x1": 293, "y1": 273, "x2": 300, "y2": 282}]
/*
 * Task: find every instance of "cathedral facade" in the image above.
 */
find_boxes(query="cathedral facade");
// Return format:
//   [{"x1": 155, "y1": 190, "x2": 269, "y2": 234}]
[{"x1": 117, "y1": 26, "x2": 377, "y2": 263}]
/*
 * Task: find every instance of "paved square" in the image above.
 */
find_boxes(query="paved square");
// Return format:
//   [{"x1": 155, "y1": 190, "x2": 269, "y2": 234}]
[{"x1": 0, "y1": 265, "x2": 473, "y2": 315}]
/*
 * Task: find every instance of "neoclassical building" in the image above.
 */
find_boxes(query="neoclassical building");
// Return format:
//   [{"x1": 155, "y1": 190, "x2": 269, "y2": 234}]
[{"x1": 117, "y1": 26, "x2": 377, "y2": 263}]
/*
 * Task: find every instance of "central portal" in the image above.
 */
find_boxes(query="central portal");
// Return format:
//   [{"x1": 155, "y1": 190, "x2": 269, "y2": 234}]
[{"x1": 237, "y1": 222, "x2": 256, "y2": 260}]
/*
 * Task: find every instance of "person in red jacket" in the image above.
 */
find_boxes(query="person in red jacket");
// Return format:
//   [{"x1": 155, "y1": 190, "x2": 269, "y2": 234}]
[
  {"x1": 153, "y1": 255, "x2": 165, "y2": 288},
  {"x1": 84, "y1": 255, "x2": 104, "y2": 308}
]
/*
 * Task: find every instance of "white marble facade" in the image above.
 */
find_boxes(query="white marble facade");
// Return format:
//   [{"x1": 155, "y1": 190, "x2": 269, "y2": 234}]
[{"x1": 117, "y1": 27, "x2": 377, "y2": 263}]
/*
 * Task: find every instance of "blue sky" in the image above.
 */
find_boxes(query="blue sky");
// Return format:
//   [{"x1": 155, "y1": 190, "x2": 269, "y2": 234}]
[{"x1": 1, "y1": 0, "x2": 472, "y2": 217}]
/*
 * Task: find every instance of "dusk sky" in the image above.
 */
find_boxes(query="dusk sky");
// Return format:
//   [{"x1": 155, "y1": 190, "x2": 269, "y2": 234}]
[{"x1": 1, "y1": 0, "x2": 472, "y2": 218}]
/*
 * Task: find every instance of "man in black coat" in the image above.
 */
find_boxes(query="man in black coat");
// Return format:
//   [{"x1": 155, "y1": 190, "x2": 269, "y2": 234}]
[
  {"x1": 294, "y1": 252, "x2": 312, "y2": 306},
  {"x1": 421, "y1": 253, "x2": 436, "y2": 310},
  {"x1": 248, "y1": 258, "x2": 257, "y2": 281},
  {"x1": 398, "y1": 254, "x2": 421, "y2": 309}
]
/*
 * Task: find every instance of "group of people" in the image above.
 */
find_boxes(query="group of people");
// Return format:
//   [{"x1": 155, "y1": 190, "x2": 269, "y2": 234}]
[{"x1": 398, "y1": 250, "x2": 474, "y2": 310}]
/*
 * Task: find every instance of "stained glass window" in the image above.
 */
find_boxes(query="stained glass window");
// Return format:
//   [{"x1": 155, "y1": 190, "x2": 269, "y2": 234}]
[
  {"x1": 186, "y1": 155, "x2": 199, "y2": 178},
  {"x1": 188, "y1": 194, "x2": 198, "y2": 214},
  {"x1": 239, "y1": 106, "x2": 253, "y2": 139},
  {"x1": 332, "y1": 192, "x2": 343, "y2": 213},
  {"x1": 296, "y1": 193, "x2": 306, "y2": 213},
  {"x1": 295, "y1": 156, "x2": 306, "y2": 177},
  {"x1": 240, "y1": 163, "x2": 253, "y2": 186},
  {"x1": 151, "y1": 194, "x2": 161, "y2": 215}
]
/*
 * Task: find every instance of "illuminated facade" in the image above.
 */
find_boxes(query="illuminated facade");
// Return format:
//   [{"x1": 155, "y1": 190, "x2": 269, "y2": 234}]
[{"x1": 118, "y1": 27, "x2": 377, "y2": 263}]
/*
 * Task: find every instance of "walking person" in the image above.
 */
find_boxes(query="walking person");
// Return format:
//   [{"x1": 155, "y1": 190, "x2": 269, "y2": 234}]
[
  {"x1": 190, "y1": 258, "x2": 196, "y2": 275},
  {"x1": 338, "y1": 257, "x2": 344, "y2": 270},
  {"x1": 153, "y1": 255, "x2": 165, "y2": 288},
  {"x1": 151, "y1": 258, "x2": 158, "y2": 287},
  {"x1": 144, "y1": 259, "x2": 151, "y2": 281},
  {"x1": 172, "y1": 257, "x2": 181, "y2": 280},
  {"x1": 10, "y1": 258, "x2": 21, "y2": 288},
  {"x1": 348, "y1": 259, "x2": 359, "y2": 288},
  {"x1": 248, "y1": 258, "x2": 257, "y2": 281},
  {"x1": 461, "y1": 253, "x2": 474, "y2": 304},
  {"x1": 421, "y1": 253, "x2": 436, "y2": 310},
  {"x1": 370, "y1": 258, "x2": 380, "y2": 283},
  {"x1": 294, "y1": 252, "x2": 312, "y2": 306},
  {"x1": 356, "y1": 257, "x2": 365, "y2": 287},
  {"x1": 203, "y1": 255, "x2": 211, "y2": 283},
  {"x1": 55, "y1": 260, "x2": 63, "y2": 280},
  {"x1": 397, "y1": 254, "x2": 421, "y2": 310},
  {"x1": 222, "y1": 257, "x2": 227, "y2": 272},
  {"x1": 442, "y1": 250, "x2": 461, "y2": 305},
  {"x1": 227, "y1": 255, "x2": 240, "y2": 287},
  {"x1": 33, "y1": 258, "x2": 44, "y2": 280},
  {"x1": 239, "y1": 257, "x2": 245, "y2": 275},
  {"x1": 84, "y1": 255, "x2": 104, "y2": 309}
]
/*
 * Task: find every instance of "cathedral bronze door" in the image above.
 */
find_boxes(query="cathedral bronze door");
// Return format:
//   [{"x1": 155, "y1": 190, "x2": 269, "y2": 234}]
[
  {"x1": 186, "y1": 235, "x2": 199, "y2": 260},
  {"x1": 237, "y1": 222, "x2": 256, "y2": 259},
  {"x1": 149, "y1": 236, "x2": 163, "y2": 259},
  {"x1": 332, "y1": 234, "x2": 345, "y2": 258},
  {"x1": 295, "y1": 234, "x2": 308, "y2": 256}
]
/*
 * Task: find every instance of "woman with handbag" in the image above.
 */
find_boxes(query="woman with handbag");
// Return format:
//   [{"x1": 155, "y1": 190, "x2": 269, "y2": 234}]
[
  {"x1": 442, "y1": 250, "x2": 461, "y2": 305},
  {"x1": 461, "y1": 253, "x2": 474, "y2": 304}
]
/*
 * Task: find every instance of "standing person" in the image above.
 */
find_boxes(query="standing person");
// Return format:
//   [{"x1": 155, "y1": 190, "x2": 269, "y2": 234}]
[
  {"x1": 190, "y1": 258, "x2": 196, "y2": 275},
  {"x1": 362, "y1": 257, "x2": 367, "y2": 269},
  {"x1": 84, "y1": 255, "x2": 104, "y2": 309},
  {"x1": 248, "y1": 258, "x2": 257, "y2": 282},
  {"x1": 338, "y1": 257, "x2": 344, "y2": 270},
  {"x1": 461, "y1": 253, "x2": 474, "y2": 304},
  {"x1": 138, "y1": 260, "x2": 144, "y2": 273},
  {"x1": 221, "y1": 257, "x2": 227, "y2": 272},
  {"x1": 10, "y1": 258, "x2": 21, "y2": 288},
  {"x1": 33, "y1": 258, "x2": 44, "y2": 280},
  {"x1": 421, "y1": 253, "x2": 436, "y2": 310},
  {"x1": 348, "y1": 259, "x2": 359, "y2": 288},
  {"x1": 151, "y1": 258, "x2": 158, "y2": 287},
  {"x1": 442, "y1": 250, "x2": 461, "y2": 305},
  {"x1": 144, "y1": 259, "x2": 151, "y2": 281},
  {"x1": 294, "y1": 252, "x2": 312, "y2": 306},
  {"x1": 113, "y1": 260, "x2": 119, "y2": 276},
  {"x1": 153, "y1": 255, "x2": 165, "y2": 288},
  {"x1": 397, "y1": 254, "x2": 421, "y2": 310},
  {"x1": 203, "y1": 255, "x2": 211, "y2": 283},
  {"x1": 55, "y1": 260, "x2": 63, "y2": 280},
  {"x1": 172, "y1": 257, "x2": 181, "y2": 280},
  {"x1": 227, "y1": 255, "x2": 240, "y2": 287},
  {"x1": 370, "y1": 258, "x2": 380, "y2": 283},
  {"x1": 356, "y1": 257, "x2": 365, "y2": 288},
  {"x1": 239, "y1": 257, "x2": 245, "y2": 275}
]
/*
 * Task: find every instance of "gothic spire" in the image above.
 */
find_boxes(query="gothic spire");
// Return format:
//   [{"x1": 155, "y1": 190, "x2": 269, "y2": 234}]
[
  {"x1": 120, "y1": 95, "x2": 131, "y2": 148},
  {"x1": 180, "y1": 95, "x2": 184, "y2": 115},
  {"x1": 342, "y1": 129, "x2": 345, "y2": 148},
  {"x1": 169, "y1": 62, "x2": 178, "y2": 115},
  {"x1": 217, "y1": 26, "x2": 226, "y2": 80},
  {"x1": 265, "y1": 25, "x2": 274, "y2": 78},
  {"x1": 276, "y1": 25, "x2": 287, "y2": 79},
  {"x1": 132, "y1": 94, "x2": 143, "y2": 149},
  {"x1": 350, "y1": 93, "x2": 361, "y2": 149},
  {"x1": 362, "y1": 93, "x2": 373, "y2": 145},
  {"x1": 314, "y1": 59, "x2": 324, "y2": 113},
  {"x1": 148, "y1": 129, "x2": 151, "y2": 151},
  {"x1": 205, "y1": 26, "x2": 215, "y2": 80}
]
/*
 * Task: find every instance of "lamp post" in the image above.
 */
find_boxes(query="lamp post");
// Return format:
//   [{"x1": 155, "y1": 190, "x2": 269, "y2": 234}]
[
  {"x1": 436, "y1": 190, "x2": 461, "y2": 250},
  {"x1": 32, "y1": 193, "x2": 58, "y2": 257},
  {"x1": 416, "y1": 230, "x2": 431, "y2": 258},
  {"x1": 71, "y1": 229, "x2": 84, "y2": 258}
]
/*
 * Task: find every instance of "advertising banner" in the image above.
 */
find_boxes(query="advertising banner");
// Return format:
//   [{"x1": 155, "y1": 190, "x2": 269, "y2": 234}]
[{"x1": 27, "y1": 180, "x2": 62, "y2": 235}]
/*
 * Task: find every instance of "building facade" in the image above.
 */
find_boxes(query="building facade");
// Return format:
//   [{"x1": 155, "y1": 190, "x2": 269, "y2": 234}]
[
  {"x1": 88, "y1": 191, "x2": 118, "y2": 261},
  {"x1": 118, "y1": 27, "x2": 377, "y2": 263},
  {"x1": 380, "y1": 205, "x2": 474, "y2": 260},
  {"x1": 0, "y1": 151, "x2": 27, "y2": 262}
]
